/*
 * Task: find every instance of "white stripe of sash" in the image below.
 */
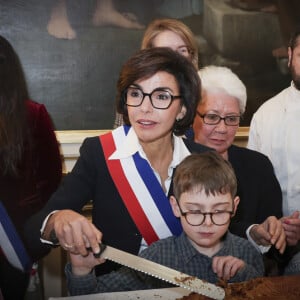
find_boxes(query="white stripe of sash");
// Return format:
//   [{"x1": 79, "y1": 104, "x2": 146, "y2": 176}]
[
  {"x1": 112, "y1": 128, "x2": 173, "y2": 242},
  {"x1": 0, "y1": 223, "x2": 23, "y2": 270}
]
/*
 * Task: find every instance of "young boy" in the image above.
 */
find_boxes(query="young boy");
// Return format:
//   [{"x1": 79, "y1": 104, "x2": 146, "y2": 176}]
[{"x1": 65, "y1": 152, "x2": 264, "y2": 295}]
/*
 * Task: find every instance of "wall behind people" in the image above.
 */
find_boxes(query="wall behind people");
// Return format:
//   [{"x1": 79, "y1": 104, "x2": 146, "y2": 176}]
[
  {"x1": 0, "y1": 0, "x2": 289, "y2": 129},
  {"x1": 0, "y1": 0, "x2": 145, "y2": 130},
  {"x1": 0, "y1": 0, "x2": 203, "y2": 130}
]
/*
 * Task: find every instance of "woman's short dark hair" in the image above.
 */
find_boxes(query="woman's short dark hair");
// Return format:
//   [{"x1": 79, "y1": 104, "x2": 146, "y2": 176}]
[{"x1": 116, "y1": 47, "x2": 201, "y2": 136}]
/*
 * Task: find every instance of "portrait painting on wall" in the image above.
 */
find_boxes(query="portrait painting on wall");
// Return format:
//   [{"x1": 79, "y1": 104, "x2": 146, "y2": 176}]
[{"x1": 0, "y1": 0, "x2": 292, "y2": 130}]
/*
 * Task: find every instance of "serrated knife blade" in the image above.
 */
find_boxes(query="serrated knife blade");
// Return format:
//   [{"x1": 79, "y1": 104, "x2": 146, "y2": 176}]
[{"x1": 96, "y1": 244, "x2": 225, "y2": 300}]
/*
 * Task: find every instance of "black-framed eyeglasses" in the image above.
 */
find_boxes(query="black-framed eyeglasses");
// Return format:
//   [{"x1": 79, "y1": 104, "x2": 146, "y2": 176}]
[
  {"x1": 125, "y1": 86, "x2": 181, "y2": 110},
  {"x1": 175, "y1": 198, "x2": 234, "y2": 226},
  {"x1": 196, "y1": 111, "x2": 241, "y2": 126}
]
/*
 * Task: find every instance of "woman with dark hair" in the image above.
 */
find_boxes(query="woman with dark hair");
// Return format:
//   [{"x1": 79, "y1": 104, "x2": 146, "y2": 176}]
[
  {"x1": 24, "y1": 47, "x2": 210, "y2": 277},
  {"x1": 113, "y1": 17, "x2": 199, "y2": 128},
  {"x1": 0, "y1": 35, "x2": 62, "y2": 299}
]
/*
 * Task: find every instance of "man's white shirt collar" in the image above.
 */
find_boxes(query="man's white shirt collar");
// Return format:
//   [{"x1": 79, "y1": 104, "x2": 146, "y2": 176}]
[{"x1": 291, "y1": 81, "x2": 300, "y2": 99}]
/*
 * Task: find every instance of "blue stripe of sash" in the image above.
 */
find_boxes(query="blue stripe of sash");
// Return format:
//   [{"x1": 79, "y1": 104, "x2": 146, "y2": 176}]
[
  {"x1": 133, "y1": 153, "x2": 182, "y2": 236},
  {"x1": 122, "y1": 126, "x2": 182, "y2": 236},
  {"x1": 0, "y1": 201, "x2": 32, "y2": 271}
]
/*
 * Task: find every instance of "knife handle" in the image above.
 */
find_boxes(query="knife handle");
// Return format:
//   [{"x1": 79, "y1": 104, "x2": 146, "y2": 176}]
[{"x1": 86, "y1": 243, "x2": 107, "y2": 258}]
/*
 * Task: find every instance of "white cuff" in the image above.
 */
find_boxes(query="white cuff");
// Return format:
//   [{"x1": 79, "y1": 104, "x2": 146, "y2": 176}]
[
  {"x1": 40, "y1": 211, "x2": 59, "y2": 245},
  {"x1": 246, "y1": 224, "x2": 271, "y2": 254}
]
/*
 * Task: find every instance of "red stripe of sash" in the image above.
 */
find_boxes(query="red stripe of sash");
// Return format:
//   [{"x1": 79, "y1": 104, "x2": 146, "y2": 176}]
[{"x1": 100, "y1": 133, "x2": 159, "y2": 245}]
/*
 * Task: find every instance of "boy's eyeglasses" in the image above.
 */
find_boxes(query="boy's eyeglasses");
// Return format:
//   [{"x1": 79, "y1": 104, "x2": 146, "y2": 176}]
[
  {"x1": 197, "y1": 111, "x2": 241, "y2": 126},
  {"x1": 176, "y1": 198, "x2": 234, "y2": 226},
  {"x1": 125, "y1": 86, "x2": 181, "y2": 109}
]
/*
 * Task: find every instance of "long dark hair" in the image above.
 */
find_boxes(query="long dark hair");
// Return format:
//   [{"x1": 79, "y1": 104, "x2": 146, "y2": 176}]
[{"x1": 0, "y1": 35, "x2": 29, "y2": 175}]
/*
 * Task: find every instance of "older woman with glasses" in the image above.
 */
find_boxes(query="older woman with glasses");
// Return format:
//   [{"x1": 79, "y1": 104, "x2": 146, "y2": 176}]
[
  {"x1": 192, "y1": 65, "x2": 286, "y2": 275},
  {"x1": 24, "y1": 48, "x2": 210, "y2": 277}
]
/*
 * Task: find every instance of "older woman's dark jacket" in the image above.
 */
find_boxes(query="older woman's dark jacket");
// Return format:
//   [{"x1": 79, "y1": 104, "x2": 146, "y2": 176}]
[{"x1": 228, "y1": 144, "x2": 283, "y2": 236}]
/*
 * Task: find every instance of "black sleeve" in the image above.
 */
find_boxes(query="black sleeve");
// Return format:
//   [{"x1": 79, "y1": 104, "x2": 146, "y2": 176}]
[
  {"x1": 229, "y1": 147, "x2": 283, "y2": 238},
  {"x1": 23, "y1": 137, "x2": 100, "y2": 261}
]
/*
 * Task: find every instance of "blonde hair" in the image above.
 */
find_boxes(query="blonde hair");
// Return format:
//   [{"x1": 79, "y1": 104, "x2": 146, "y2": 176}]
[{"x1": 141, "y1": 18, "x2": 198, "y2": 68}]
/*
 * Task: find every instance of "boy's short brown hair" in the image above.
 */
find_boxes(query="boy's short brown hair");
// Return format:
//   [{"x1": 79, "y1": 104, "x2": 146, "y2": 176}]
[{"x1": 172, "y1": 152, "x2": 237, "y2": 200}]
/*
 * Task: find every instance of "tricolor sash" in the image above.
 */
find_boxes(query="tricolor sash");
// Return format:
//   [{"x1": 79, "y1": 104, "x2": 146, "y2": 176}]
[
  {"x1": 0, "y1": 201, "x2": 32, "y2": 271},
  {"x1": 100, "y1": 126, "x2": 182, "y2": 245}
]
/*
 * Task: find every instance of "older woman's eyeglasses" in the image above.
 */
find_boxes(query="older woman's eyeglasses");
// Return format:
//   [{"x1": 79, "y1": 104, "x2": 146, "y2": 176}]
[
  {"x1": 175, "y1": 198, "x2": 233, "y2": 226},
  {"x1": 125, "y1": 86, "x2": 181, "y2": 109},
  {"x1": 197, "y1": 111, "x2": 240, "y2": 126}
]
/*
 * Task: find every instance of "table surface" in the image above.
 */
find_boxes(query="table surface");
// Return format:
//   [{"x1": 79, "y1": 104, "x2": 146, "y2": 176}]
[
  {"x1": 49, "y1": 275, "x2": 300, "y2": 300},
  {"x1": 49, "y1": 287, "x2": 190, "y2": 300}
]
